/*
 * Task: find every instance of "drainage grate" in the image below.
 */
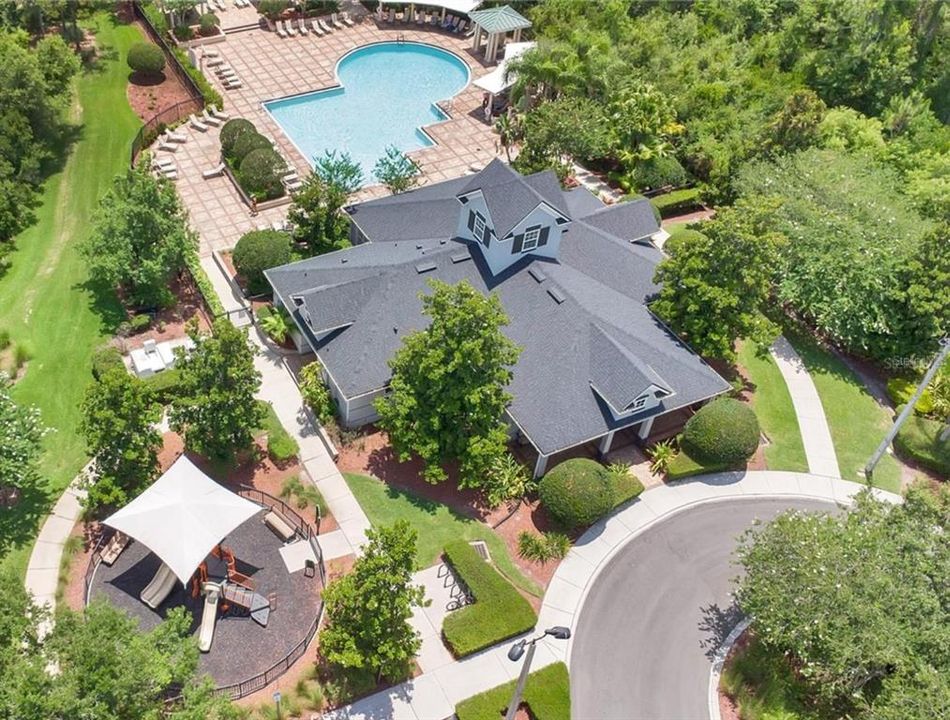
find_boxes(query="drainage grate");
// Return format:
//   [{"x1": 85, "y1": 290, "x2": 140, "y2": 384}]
[{"x1": 469, "y1": 540, "x2": 491, "y2": 562}]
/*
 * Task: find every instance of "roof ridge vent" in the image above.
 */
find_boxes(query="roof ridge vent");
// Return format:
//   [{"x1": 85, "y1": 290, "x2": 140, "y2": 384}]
[
  {"x1": 451, "y1": 251, "x2": 471, "y2": 264},
  {"x1": 415, "y1": 261, "x2": 437, "y2": 274},
  {"x1": 546, "y1": 285, "x2": 565, "y2": 304},
  {"x1": 528, "y1": 266, "x2": 546, "y2": 283}
]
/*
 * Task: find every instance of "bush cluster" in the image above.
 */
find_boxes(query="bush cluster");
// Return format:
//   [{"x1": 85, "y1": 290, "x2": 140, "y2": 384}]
[
  {"x1": 441, "y1": 541, "x2": 537, "y2": 658},
  {"x1": 231, "y1": 131, "x2": 273, "y2": 164},
  {"x1": 517, "y1": 531, "x2": 570, "y2": 564},
  {"x1": 538, "y1": 458, "x2": 614, "y2": 530},
  {"x1": 220, "y1": 118, "x2": 256, "y2": 160},
  {"x1": 198, "y1": 13, "x2": 219, "y2": 36},
  {"x1": 91, "y1": 347, "x2": 125, "y2": 380},
  {"x1": 142, "y1": 368, "x2": 183, "y2": 404},
  {"x1": 239, "y1": 148, "x2": 286, "y2": 201},
  {"x1": 886, "y1": 377, "x2": 934, "y2": 416},
  {"x1": 681, "y1": 397, "x2": 760, "y2": 464},
  {"x1": 232, "y1": 230, "x2": 291, "y2": 295},
  {"x1": 126, "y1": 41, "x2": 166, "y2": 76}
]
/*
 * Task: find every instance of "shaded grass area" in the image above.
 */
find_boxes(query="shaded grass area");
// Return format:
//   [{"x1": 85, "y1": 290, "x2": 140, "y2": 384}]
[
  {"x1": 0, "y1": 13, "x2": 141, "y2": 578},
  {"x1": 343, "y1": 472, "x2": 543, "y2": 598},
  {"x1": 894, "y1": 415, "x2": 949, "y2": 478},
  {"x1": 255, "y1": 400, "x2": 299, "y2": 463},
  {"x1": 784, "y1": 331, "x2": 900, "y2": 491},
  {"x1": 455, "y1": 662, "x2": 570, "y2": 720},
  {"x1": 738, "y1": 341, "x2": 809, "y2": 472},
  {"x1": 720, "y1": 637, "x2": 819, "y2": 720}
]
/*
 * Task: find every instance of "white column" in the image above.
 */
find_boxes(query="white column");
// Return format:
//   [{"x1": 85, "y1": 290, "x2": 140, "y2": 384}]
[
  {"x1": 472, "y1": 25, "x2": 482, "y2": 50},
  {"x1": 637, "y1": 417, "x2": 655, "y2": 441},
  {"x1": 514, "y1": 27, "x2": 522, "y2": 42},
  {"x1": 598, "y1": 431, "x2": 615, "y2": 457},
  {"x1": 533, "y1": 453, "x2": 548, "y2": 478}
]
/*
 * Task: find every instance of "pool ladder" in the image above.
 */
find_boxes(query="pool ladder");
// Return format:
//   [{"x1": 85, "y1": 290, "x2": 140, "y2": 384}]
[{"x1": 396, "y1": 33, "x2": 405, "y2": 44}]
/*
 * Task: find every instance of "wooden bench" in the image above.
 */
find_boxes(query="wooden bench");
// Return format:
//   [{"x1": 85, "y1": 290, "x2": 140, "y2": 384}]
[
  {"x1": 264, "y1": 510, "x2": 296, "y2": 542},
  {"x1": 100, "y1": 531, "x2": 130, "y2": 566}
]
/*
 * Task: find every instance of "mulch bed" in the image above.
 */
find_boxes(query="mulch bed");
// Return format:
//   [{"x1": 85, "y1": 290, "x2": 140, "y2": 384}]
[
  {"x1": 336, "y1": 426, "x2": 561, "y2": 590},
  {"x1": 116, "y1": 274, "x2": 212, "y2": 351},
  {"x1": 126, "y1": 21, "x2": 194, "y2": 123}
]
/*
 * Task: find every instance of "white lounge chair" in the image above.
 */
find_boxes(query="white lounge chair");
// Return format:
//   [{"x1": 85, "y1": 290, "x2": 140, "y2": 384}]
[
  {"x1": 307, "y1": 17, "x2": 324, "y2": 35},
  {"x1": 152, "y1": 156, "x2": 175, "y2": 169},
  {"x1": 202, "y1": 162, "x2": 226, "y2": 179},
  {"x1": 224, "y1": 80, "x2": 243, "y2": 89},
  {"x1": 203, "y1": 48, "x2": 220, "y2": 58},
  {"x1": 331, "y1": 13, "x2": 344, "y2": 28},
  {"x1": 140, "y1": 562, "x2": 176, "y2": 609},
  {"x1": 209, "y1": 106, "x2": 230, "y2": 121},
  {"x1": 206, "y1": 56, "x2": 224, "y2": 67},
  {"x1": 415, "y1": 10, "x2": 424, "y2": 24},
  {"x1": 342, "y1": 11, "x2": 355, "y2": 26},
  {"x1": 295, "y1": 18, "x2": 308, "y2": 35},
  {"x1": 284, "y1": 18, "x2": 297, "y2": 36},
  {"x1": 387, "y1": 8, "x2": 395, "y2": 23},
  {"x1": 318, "y1": 18, "x2": 333, "y2": 33},
  {"x1": 274, "y1": 19, "x2": 286, "y2": 37},
  {"x1": 201, "y1": 109, "x2": 221, "y2": 126},
  {"x1": 455, "y1": 19, "x2": 467, "y2": 33},
  {"x1": 157, "y1": 141, "x2": 178, "y2": 153},
  {"x1": 198, "y1": 584, "x2": 220, "y2": 653}
]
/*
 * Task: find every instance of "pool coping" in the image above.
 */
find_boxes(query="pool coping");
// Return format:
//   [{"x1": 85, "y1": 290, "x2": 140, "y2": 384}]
[{"x1": 260, "y1": 39, "x2": 474, "y2": 173}]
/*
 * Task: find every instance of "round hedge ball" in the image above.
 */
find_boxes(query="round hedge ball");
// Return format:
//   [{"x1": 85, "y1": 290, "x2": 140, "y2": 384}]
[
  {"x1": 126, "y1": 42, "x2": 166, "y2": 77},
  {"x1": 198, "y1": 13, "x2": 219, "y2": 36},
  {"x1": 681, "y1": 397, "x2": 760, "y2": 465},
  {"x1": 220, "y1": 118, "x2": 256, "y2": 159},
  {"x1": 231, "y1": 131, "x2": 273, "y2": 164},
  {"x1": 539, "y1": 458, "x2": 614, "y2": 530},
  {"x1": 232, "y1": 230, "x2": 292, "y2": 295},
  {"x1": 239, "y1": 148, "x2": 286, "y2": 200}
]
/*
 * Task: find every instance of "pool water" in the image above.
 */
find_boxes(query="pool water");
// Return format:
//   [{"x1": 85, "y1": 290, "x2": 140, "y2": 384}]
[{"x1": 264, "y1": 42, "x2": 470, "y2": 182}]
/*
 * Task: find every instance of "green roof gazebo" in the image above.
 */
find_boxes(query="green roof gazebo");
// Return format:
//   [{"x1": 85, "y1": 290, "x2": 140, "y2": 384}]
[{"x1": 469, "y1": 5, "x2": 532, "y2": 64}]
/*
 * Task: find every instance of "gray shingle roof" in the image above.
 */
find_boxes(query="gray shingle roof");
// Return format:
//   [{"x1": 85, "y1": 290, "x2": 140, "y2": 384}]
[
  {"x1": 267, "y1": 166, "x2": 729, "y2": 455},
  {"x1": 579, "y1": 197, "x2": 660, "y2": 243}
]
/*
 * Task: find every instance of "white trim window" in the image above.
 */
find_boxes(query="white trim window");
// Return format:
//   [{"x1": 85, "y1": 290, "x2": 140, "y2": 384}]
[
  {"x1": 630, "y1": 396, "x2": 647, "y2": 411},
  {"x1": 522, "y1": 225, "x2": 541, "y2": 252},
  {"x1": 473, "y1": 212, "x2": 486, "y2": 241}
]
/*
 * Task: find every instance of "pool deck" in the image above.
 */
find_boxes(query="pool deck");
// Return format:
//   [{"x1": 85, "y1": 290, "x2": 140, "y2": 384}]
[{"x1": 166, "y1": 16, "x2": 505, "y2": 256}]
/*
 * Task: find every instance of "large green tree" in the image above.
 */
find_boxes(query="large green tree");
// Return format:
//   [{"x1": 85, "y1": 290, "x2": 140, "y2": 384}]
[
  {"x1": 735, "y1": 485, "x2": 950, "y2": 717},
  {"x1": 170, "y1": 320, "x2": 264, "y2": 461},
  {"x1": 652, "y1": 203, "x2": 784, "y2": 361},
  {"x1": 375, "y1": 280, "x2": 520, "y2": 487},
  {"x1": 318, "y1": 521, "x2": 424, "y2": 683},
  {"x1": 83, "y1": 163, "x2": 196, "y2": 308},
  {"x1": 288, "y1": 150, "x2": 362, "y2": 255},
  {"x1": 0, "y1": 372, "x2": 46, "y2": 496},
  {"x1": 79, "y1": 367, "x2": 162, "y2": 511}
]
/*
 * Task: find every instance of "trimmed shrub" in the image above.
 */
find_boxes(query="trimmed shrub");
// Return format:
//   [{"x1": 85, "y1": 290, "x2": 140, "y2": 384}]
[
  {"x1": 91, "y1": 347, "x2": 125, "y2": 380},
  {"x1": 539, "y1": 458, "x2": 613, "y2": 530},
  {"x1": 239, "y1": 148, "x2": 286, "y2": 201},
  {"x1": 650, "y1": 187, "x2": 703, "y2": 218},
  {"x1": 631, "y1": 155, "x2": 690, "y2": 191},
  {"x1": 231, "y1": 131, "x2": 273, "y2": 164},
  {"x1": 257, "y1": 0, "x2": 289, "y2": 20},
  {"x1": 441, "y1": 541, "x2": 537, "y2": 657},
  {"x1": 886, "y1": 377, "x2": 934, "y2": 416},
  {"x1": 232, "y1": 230, "x2": 291, "y2": 295},
  {"x1": 894, "y1": 415, "x2": 949, "y2": 479},
  {"x1": 143, "y1": 368, "x2": 183, "y2": 404},
  {"x1": 220, "y1": 118, "x2": 256, "y2": 159},
  {"x1": 126, "y1": 42, "x2": 166, "y2": 76},
  {"x1": 664, "y1": 227, "x2": 707, "y2": 255},
  {"x1": 681, "y1": 397, "x2": 760, "y2": 465},
  {"x1": 172, "y1": 24, "x2": 194, "y2": 41},
  {"x1": 198, "y1": 13, "x2": 219, "y2": 36},
  {"x1": 129, "y1": 314, "x2": 151, "y2": 333},
  {"x1": 170, "y1": 46, "x2": 222, "y2": 108}
]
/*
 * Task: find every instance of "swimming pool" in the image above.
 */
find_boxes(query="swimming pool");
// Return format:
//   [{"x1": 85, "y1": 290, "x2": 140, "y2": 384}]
[{"x1": 264, "y1": 42, "x2": 471, "y2": 182}]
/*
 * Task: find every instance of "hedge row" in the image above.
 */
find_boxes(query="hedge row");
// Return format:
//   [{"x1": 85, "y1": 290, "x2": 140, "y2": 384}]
[
  {"x1": 649, "y1": 187, "x2": 703, "y2": 218},
  {"x1": 455, "y1": 662, "x2": 570, "y2": 720},
  {"x1": 143, "y1": 368, "x2": 183, "y2": 404},
  {"x1": 441, "y1": 541, "x2": 537, "y2": 658},
  {"x1": 894, "y1": 414, "x2": 949, "y2": 479},
  {"x1": 185, "y1": 254, "x2": 225, "y2": 317}
]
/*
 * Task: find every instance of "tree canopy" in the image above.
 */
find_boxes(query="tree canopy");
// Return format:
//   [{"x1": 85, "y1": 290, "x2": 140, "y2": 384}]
[
  {"x1": 735, "y1": 485, "x2": 950, "y2": 717},
  {"x1": 0, "y1": 372, "x2": 46, "y2": 495},
  {"x1": 375, "y1": 280, "x2": 521, "y2": 487},
  {"x1": 288, "y1": 150, "x2": 362, "y2": 255}
]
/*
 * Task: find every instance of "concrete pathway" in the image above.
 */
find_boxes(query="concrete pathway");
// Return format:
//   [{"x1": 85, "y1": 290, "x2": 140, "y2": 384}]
[
  {"x1": 770, "y1": 336, "x2": 842, "y2": 478},
  {"x1": 23, "y1": 470, "x2": 89, "y2": 637},
  {"x1": 410, "y1": 564, "x2": 458, "y2": 674}
]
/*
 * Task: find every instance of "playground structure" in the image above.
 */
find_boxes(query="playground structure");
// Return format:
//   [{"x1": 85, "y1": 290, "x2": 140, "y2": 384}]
[
  {"x1": 140, "y1": 562, "x2": 177, "y2": 610},
  {"x1": 199, "y1": 583, "x2": 222, "y2": 653}
]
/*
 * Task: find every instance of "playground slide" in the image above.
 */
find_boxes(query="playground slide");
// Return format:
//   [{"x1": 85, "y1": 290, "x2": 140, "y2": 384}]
[
  {"x1": 140, "y1": 562, "x2": 176, "y2": 609},
  {"x1": 198, "y1": 584, "x2": 221, "y2": 653}
]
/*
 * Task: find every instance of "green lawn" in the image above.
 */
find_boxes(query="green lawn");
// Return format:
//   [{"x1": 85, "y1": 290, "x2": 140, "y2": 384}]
[
  {"x1": 455, "y1": 662, "x2": 570, "y2": 720},
  {"x1": 737, "y1": 341, "x2": 809, "y2": 472},
  {"x1": 784, "y1": 332, "x2": 901, "y2": 491},
  {"x1": 0, "y1": 13, "x2": 141, "y2": 577},
  {"x1": 343, "y1": 472, "x2": 543, "y2": 598}
]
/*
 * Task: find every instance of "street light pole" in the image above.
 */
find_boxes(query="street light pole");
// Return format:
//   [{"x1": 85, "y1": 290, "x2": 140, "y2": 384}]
[{"x1": 505, "y1": 626, "x2": 571, "y2": 720}]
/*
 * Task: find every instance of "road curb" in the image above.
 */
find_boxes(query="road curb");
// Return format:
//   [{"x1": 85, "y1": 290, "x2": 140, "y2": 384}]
[{"x1": 708, "y1": 617, "x2": 751, "y2": 720}]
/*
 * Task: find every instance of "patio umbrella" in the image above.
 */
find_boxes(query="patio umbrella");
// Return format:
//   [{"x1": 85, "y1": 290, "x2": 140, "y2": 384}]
[{"x1": 103, "y1": 455, "x2": 261, "y2": 585}]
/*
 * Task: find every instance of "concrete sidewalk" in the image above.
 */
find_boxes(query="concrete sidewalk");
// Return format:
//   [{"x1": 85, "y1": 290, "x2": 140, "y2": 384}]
[{"x1": 770, "y1": 336, "x2": 842, "y2": 479}]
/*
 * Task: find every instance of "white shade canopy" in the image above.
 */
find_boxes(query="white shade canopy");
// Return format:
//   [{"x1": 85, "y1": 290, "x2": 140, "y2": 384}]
[
  {"x1": 474, "y1": 41, "x2": 536, "y2": 95},
  {"x1": 103, "y1": 456, "x2": 261, "y2": 585},
  {"x1": 383, "y1": 0, "x2": 482, "y2": 15}
]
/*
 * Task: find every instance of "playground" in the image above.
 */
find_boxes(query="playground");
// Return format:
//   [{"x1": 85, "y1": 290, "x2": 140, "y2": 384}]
[{"x1": 85, "y1": 457, "x2": 325, "y2": 695}]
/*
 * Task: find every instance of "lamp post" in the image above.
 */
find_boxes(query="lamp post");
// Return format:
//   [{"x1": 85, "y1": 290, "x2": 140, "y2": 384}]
[
  {"x1": 505, "y1": 626, "x2": 571, "y2": 720},
  {"x1": 273, "y1": 690, "x2": 282, "y2": 720}
]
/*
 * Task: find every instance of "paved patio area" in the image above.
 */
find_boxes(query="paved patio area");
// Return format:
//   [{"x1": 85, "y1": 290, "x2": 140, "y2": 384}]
[{"x1": 162, "y1": 16, "x2": 505, "y2": 255}]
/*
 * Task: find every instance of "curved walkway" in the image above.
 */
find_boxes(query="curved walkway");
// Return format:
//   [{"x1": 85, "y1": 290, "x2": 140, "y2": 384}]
[{"x1": 770, "y1": 336, "x2": 841, "y2": 478}]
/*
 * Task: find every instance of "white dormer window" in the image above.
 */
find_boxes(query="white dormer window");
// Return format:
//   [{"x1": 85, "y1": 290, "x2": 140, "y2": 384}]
[
  {"x1": 631, "y1": 396, "x2": 647, "y2": 410},
  {"x1": 473, "y1": 213, "x2": 486, "y2": 242},
  {"x1": 522, "y1": 226, "x2": 541, "y2": 252}
]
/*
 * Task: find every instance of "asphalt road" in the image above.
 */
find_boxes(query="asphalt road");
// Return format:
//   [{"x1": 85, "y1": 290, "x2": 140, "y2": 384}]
[{"x1": 570, "y1": 497, "x2": 835, "y2": 720}]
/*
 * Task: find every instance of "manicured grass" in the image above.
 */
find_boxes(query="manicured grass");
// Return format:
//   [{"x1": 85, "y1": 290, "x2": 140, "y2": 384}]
[
  {"x1": 720, "y1": 637, "x2": 818, "y2": 720},
  {"x1": 256, "y1": 400, "x2": 299, "y2": 462},
  {"x1": 785, "y1": 332, "x2": 901, "y2": 491},
  {"x1": 343, "y1": 472, "x2": 543, "y2": 598},
  {"x1": 738, "y1": 341, "x2": 809, "y2": 472},
  {"x1": 0, "y1": 14, "x2": 141, "y2": 578},
  {"x1": 441, "y1": 541, "x2": 537, "y2": 658},
  {"x1": 666, "y1": 449, "x2": 733, "y2": 480},
  {"x1": 894, "y1": 415, "x2": 949, "y2": 478},
  {"x1": 455, "y1": 662, "x2": 570, "y2": 720},
  {"x1": 609, "y1": 470, "x2": 645, "y2": 506}
]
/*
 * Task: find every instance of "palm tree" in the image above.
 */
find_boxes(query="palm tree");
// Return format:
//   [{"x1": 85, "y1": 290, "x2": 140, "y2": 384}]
[{"x1": 494, "y1": 113, "x2": 522, "y2": 162}]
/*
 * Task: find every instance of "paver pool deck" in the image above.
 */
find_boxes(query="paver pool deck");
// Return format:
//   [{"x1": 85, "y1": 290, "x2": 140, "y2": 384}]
[{"x1": 168, "y1": 17, "x2": 505, "y2": 255}]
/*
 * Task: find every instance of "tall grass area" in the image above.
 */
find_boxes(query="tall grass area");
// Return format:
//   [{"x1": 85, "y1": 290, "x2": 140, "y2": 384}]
[
  {"x1": 720, "y1": 637, "x2": 818, "y2": 720},
  {"x1": 784, "y1": 331, "x2": 901, "y2": 491},
  {"x1": 737, "y1": 341, "x2": 808, "y2": 472},
  {"x1": 343, "y1": 473, "x2": 543, "y2": 598},
  {"x1": 0, "y1": 13, "x2": 140, "y2": 577}
]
